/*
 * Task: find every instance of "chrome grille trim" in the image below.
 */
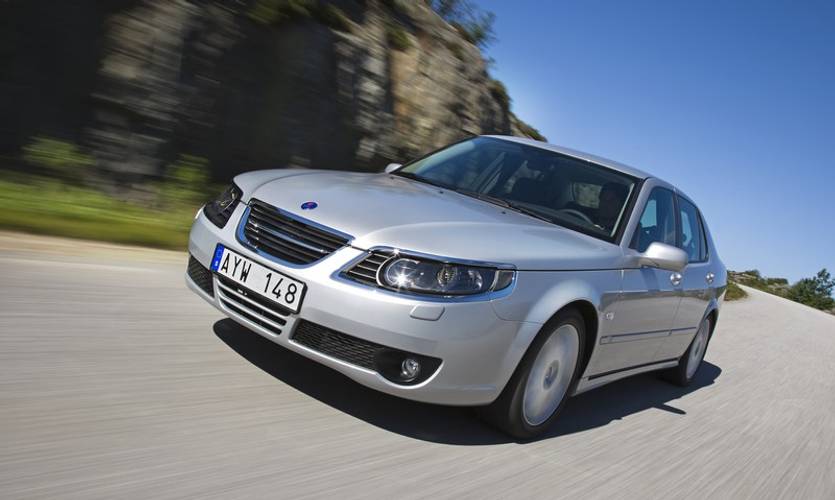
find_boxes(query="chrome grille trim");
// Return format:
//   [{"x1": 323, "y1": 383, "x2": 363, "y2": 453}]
[
  {"x1": 342, "y1": 251, "x2": 393, "y2": 286},
  {"x1": 215, "y1": 276, "x2": 290, "y2": 335},
  {"x1": 238, "y1": 199, "x2": 351, "y2": 266}
]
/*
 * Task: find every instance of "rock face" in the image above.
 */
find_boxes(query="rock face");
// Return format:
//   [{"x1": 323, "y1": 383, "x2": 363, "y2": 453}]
[{"x1": 7, "y1": 0, "x2": 545, "y2": 184}]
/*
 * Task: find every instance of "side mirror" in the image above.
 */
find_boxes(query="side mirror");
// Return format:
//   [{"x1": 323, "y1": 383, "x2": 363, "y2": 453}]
[
  {"x1": 637, "y1": 242, "x2": 688, "y2": 272},
  {"x1": 384, "y1": 162, "x2": 402, "y2": 174}
]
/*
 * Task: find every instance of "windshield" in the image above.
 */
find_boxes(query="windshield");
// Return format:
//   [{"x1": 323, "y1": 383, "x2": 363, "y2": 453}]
[{"x1": 395, "y1": 137, "x2": 638, "y2": 241}]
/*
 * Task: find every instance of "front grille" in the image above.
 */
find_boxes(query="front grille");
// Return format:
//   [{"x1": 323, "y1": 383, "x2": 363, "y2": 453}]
[
  {"x1": 216, "y1": 276, "x2": 289, "y2": 335},
  {"x1": 292, "y1": 320, "x2": 382, "y2": 370},
  {"x1": 343, "y1": 251, "x2": 392, "y2": 286},
  {"x1": 240, "y1": 199, "x2": 350, "y2": 265},
  {"x1": 187, "y1": 256, "x2": 214, "y2": 297}
]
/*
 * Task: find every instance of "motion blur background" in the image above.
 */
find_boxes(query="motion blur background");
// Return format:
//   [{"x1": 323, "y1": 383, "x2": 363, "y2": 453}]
[
  {"x1": 0, "y1": 0, "x2": 536, "y2": 247},
  {"x1": 0, "y1": 0, "x2": 833, "y2": 310}
]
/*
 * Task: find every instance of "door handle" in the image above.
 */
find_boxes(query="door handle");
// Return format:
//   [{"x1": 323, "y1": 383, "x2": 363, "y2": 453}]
[
  {"x1": 670, "y1": 272, "x2": 683, "y2": 286},
  {"x1": 705, "y1": 272, "x2": 715, "y2": 285}
]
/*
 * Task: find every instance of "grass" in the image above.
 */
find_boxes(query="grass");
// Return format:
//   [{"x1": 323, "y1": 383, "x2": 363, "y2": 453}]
[
  {"x1": 725, "y1": 281, "x2": 748, "y2": 301},
  {"x1": 0, "y1": 177, "x2": 196, "y2": 249}
]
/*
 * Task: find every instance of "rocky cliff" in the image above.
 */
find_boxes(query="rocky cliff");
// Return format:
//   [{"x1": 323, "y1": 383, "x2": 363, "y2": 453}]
[{"x1": 2, "y1": 0, "x2": 545, "y2": 186}]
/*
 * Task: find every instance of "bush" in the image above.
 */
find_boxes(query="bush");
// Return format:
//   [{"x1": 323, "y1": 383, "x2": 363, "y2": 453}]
[
  {"x1": 316, "y1": 4, "x2": 351, "y2": 32},
  {"x1": 729, "y1": 269, "x2": 789, "y2": 297},
  {"x1": 488, "y1": 79, "x2": 510, "y2": 112},
  {"x1": 248, "y1": 0, "x2": 315, "y2": 25},
  {"x1": 22, "y1": 136, "x2": 95, "y2": 178},
  {"x1": 446, "y1": 41, "x2": 464, "y2": 60},
  {"x1": 387, "y1": 23, "x2": 412, "y2": 51},
  {"x1": 429, "y1": 0, "x2": 495, "y2": 48},
  {"x1": 725, "y1": 281, "x2": 747, "y2": 301},
  {"x1": 381, "y1": 0, "x2": 407, "y2": 14},
  {"x1": 0, "y1": 176, "x2": 194, "y2": 249},
  {"x1": 162, "y1": 154, "x2": 211, "y2": 207},
  {"x1": 516, "y1": 120, "x2": 546, "y2": 142},
  {"x1": 786, "y1": 269, "x2": 835, "y2": 311}
]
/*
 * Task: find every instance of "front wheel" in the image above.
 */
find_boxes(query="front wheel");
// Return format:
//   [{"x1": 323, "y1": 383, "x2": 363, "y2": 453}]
[
  {"x1": 661, "y1": 316, "x2": 712, "y2": 386},
  {"x1": 478, "y1": 309, "x2": 585, "y2": 439}
]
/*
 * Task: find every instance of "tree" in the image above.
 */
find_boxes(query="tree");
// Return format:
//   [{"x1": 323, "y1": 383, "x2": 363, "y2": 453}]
[
  {"x1": 428, "y1": 0, "x2": 495, "y2": 48},
  {"x1": 787, "y1": 268, "x2": 835, "y2": 311}
]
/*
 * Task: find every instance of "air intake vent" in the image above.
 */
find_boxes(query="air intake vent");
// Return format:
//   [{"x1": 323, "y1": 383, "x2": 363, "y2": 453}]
[
  {"x1": 291, "y1": 320, "x2": 442, "y2": 385},
  {"x1": 187, "y1": 256, "x2": 214, "y2": 297}
]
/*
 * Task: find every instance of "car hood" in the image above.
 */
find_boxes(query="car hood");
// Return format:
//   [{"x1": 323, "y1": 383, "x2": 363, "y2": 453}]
[{"x1": 246, "y1": 171, "x2": 624, "y2": 270}]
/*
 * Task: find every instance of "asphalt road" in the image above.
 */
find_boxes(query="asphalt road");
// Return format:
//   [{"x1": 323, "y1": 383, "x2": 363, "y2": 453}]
[{"x1": 1, "y1": 233, "x2": 834, "y2": 499}]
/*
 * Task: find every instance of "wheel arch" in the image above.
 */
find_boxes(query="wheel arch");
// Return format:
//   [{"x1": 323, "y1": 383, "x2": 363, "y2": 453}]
[
  {"x1": 704, "y1": 303, "x2": 720, "y2": 339},
  {"x1": 545, "y1": 300, "x2": 598, "y2": 381},
  {"x1": 489, "y1": 271, "x2": 616, "y2": 398}
]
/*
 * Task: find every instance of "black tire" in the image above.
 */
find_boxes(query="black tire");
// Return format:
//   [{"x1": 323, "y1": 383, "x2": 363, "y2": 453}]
[
  {"x1": 661, "y1": 315, "x2": 713, "y2": 387},
  {"x1": 477, "y1": 308, "x2": 585, "y2": 440}
]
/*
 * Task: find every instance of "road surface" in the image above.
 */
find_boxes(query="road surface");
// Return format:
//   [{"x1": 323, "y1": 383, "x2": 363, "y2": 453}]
[{"x1": 1, "y1": 233, "x2": 834, "y2": 499}]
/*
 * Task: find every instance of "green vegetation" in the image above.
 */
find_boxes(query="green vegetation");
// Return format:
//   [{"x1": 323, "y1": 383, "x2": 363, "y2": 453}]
[
  {"x1": 161, "y1": 154, "x2": 212, "y2": 207},
  {"x1": 428, "y1": 0, "x2": 495, "y2": 48},
  {"x1": 725, "y1": 281, "x2": 748, "y2": 301},
  {"x1": 248, "y1": 0, "x2": 315, "y2": 25},
  {"x1": 23, "y1": 136, "x2": 95, "y2": 179},
  {"x1": 446, "y1": 41, "x2": 465, "y2": 61},
  {"x1": 248, "y1": 1, "x2": 350, "y2": 32},
  {"x1": 489, "y1": 79, "x2": 510, "y2": 112},
  {"x1": 515, "y1": 118, "x2": 546, "y2": 142},
  {"x1": 3, "y1": 139, "x2": 215, "y2": 249},
  {"x1": 786, "y1": 269, "x2": 835, "y2": 311},
  {"x1": 730, "y1": 270, "x2": 790, "y2": 297},
  {"x1": 316, "y1": 4, "x2": 351, "y2": 32},
  {"x1": 387, "y1": 23, "x2": 412, "y2": 51},
  {"x1": 381, "y1": 0, "x2": 408, "y2": 14},
  {"x1": 730, "y1": 269, "x2": 835, "y2": 313},
  {"x1": 0, "y1": 175, "x2": 196, "y2": 249}
]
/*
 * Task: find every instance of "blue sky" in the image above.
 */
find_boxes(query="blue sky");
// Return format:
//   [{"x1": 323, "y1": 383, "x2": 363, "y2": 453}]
[{"x1": 477, "y1": 0, "x2": 834, "y2": 283}]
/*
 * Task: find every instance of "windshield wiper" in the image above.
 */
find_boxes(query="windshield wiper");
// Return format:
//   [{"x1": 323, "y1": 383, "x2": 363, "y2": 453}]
[
  {"x1": 392, "y1": 171, "x2": 455, "y2": 190},
  {"x1": 454, "y1": 189, "x2": 511, "y2": 208},
  {"x1": 503, "y1": 201, "x2": 559, "y2": 224},
  {"x1": 455, "y1": 189, "x2": 558, "y2": 225}
]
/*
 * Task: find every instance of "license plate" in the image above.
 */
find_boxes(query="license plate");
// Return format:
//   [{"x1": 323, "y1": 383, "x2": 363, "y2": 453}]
[{"x1": 210, "y1": 244, "x2": 306, "y2": 313}]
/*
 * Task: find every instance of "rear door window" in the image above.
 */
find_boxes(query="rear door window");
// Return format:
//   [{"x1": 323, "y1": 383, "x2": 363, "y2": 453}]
[{"x1": 678, "y1": 196, "x2": 706, "y2": 262}]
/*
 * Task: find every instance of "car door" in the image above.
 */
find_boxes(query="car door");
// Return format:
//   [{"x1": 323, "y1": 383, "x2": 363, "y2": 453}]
[
  {"x1": 655, "y1": 195, "x2": 712, "y2": 360},
  {"x1": 587, "y1": 187, "x2": 682, "y2": 375}
]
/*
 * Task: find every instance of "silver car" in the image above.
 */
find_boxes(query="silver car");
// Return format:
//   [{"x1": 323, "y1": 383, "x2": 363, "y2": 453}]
[{"x1": 186, "y1": 135, "x2": 726, "y2": 439}]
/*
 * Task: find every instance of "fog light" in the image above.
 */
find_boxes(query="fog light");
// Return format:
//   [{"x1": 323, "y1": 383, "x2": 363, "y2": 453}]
[{"x1": 400, "y1": 358, "x2": 421, "y2": 381}]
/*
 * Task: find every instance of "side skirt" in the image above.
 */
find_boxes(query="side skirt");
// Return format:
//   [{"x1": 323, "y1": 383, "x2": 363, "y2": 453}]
[{"x1": 571, "y1": 358, "x2": 679, "y2": 396}]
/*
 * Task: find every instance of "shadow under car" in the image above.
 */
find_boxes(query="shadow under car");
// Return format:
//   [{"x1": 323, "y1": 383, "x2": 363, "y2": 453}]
[{"x1": 213, "y1": 319, "x2": 722, "y2": 444}]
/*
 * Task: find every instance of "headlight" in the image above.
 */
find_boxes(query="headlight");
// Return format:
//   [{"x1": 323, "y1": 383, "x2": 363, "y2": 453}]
[
  {"x1": 203, "y1": 184, "x2": 242, "y2": 228},
  {"x1": 380, "y1": 256, "x2": 514, "y2": 296}
]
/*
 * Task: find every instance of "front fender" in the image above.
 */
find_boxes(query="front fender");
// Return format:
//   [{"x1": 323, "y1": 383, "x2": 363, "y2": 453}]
[{"x1": 491, "y1": 269, "x2": 621, "y2": 342}]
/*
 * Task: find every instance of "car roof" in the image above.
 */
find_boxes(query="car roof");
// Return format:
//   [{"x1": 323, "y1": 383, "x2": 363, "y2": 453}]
[{"x1": 484, "y1": 135, "x2": 656, "y2": 182}]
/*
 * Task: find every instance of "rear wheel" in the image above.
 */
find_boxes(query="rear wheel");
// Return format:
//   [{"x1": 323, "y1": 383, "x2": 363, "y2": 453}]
[
  {"x1": 478, "y1": 309, "x2": 585, "y2": 439},
  {"x1": 662, "y1": 316, "x2": 712, "y2": 386}
]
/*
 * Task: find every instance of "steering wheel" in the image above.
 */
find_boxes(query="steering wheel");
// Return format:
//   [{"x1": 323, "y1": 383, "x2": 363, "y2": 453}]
[{"x1": 556, "y1": 208, "x2": 594, "y2": 225}]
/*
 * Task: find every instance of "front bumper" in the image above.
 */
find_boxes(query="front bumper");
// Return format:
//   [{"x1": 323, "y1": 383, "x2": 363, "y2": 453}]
[{"x1": 186, "y1": 204, "x2": 539, "y2": 406}]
